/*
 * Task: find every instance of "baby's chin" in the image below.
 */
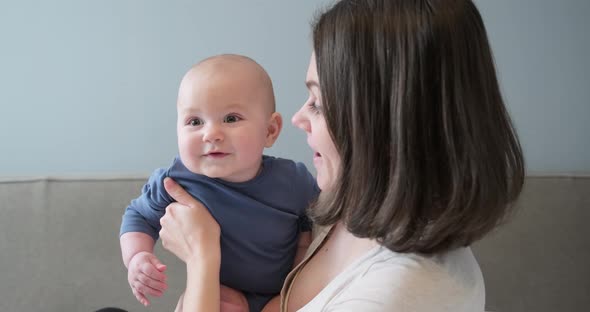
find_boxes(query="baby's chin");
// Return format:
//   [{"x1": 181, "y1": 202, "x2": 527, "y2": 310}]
[
  {"x1": 181, "y1": 159, "x2": 228, "y2": 179},
  {"x1": 178, "y1": 155, "x2": 259, "y2": 182}
]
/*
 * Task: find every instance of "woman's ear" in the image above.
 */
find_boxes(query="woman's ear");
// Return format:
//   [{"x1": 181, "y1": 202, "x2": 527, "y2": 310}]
[{"x1": 265, "y1": 112, "x2": 283, "y2": 147}]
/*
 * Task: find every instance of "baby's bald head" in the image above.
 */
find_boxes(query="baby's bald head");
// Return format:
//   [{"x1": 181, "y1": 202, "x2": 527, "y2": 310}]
[
  {"x1": 178, "y1": 54, "x2": 276, "y2": 115},
  {"x1": 175, "y1": 55, "x2": 283, "y2": 181}
]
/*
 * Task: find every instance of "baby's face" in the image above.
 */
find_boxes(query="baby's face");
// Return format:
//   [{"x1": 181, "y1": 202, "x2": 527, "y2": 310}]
[{"x1": 176, "y1": 64, "x2": 275, "y2": 182}]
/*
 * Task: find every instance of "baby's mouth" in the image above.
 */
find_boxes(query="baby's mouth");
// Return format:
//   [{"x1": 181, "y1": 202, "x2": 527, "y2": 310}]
[{"x1": 205, "y1": 152, "x2": 229, "y2": 158}]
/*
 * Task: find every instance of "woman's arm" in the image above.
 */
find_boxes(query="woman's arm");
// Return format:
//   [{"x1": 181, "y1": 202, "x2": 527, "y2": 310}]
[
  {"x1": 183, "y1": 246, "x2": 221, "y2": 312},
  {"x1": 159, "y1": 177, "x2": 222, "y2": 312}
]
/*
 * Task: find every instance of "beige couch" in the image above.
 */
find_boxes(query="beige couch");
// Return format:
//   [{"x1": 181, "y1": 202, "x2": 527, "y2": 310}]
[{"x1": 0, "y1": 176, "x2": 588, "y2": 311}]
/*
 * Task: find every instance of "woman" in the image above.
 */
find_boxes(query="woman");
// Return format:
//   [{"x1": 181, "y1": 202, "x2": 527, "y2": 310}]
[{"x1": 159, "y1": 0, "x2": 525, "y2": 311}]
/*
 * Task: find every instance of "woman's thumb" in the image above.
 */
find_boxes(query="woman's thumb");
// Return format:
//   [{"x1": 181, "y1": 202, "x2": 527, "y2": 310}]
[{"x1": 164, "y1": 177, "x2": 196, "y2": 208}]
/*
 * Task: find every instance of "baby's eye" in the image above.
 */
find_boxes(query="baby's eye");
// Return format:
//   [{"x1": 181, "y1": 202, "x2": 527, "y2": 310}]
[
  {"x1": 224, "y1": 115, "x2": 241, "y2": 123},
  {"x1": 188, "y1": 118, "x2": 203, "y2": 126}
]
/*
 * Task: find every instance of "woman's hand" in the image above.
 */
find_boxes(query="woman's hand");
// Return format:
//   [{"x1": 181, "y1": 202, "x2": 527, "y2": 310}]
[
  {"x1": 160, "y1": 177, "x2": 222, "y2": 311},
  {"x1": 159, "y1": 177, "x2": 221, "y2": 263}
]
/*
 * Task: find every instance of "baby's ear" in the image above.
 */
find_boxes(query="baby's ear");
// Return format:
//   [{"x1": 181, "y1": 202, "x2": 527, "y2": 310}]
[{"x1": 265, "y1": 112, "x2": 283, "y2": 147}]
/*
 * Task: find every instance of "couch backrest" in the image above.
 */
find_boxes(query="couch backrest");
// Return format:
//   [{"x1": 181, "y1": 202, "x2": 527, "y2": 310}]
[
  {"x1": 0, "y1": 178, "x2": 185, "y2": 311},
  {"x1": 472, "y1": 176, "x2": 590, "y2": 312},
  {"x1": 0, "y1": 176, "x2": 588, "y2": 311}
]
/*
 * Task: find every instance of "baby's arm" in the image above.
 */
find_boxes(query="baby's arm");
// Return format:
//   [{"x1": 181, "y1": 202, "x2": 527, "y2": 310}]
[
  {"x1": 120, "y1": 232, "x2": 168, "y2": 306},
  {"x1": 120, "y1": 232, "x2": 155, "y2": 268},
  {"x1": 293, "y1": 231, "x2": 312, "y2": 268},
  {"x1": 120, "y1": 168, "x2": 173, "y2": 306},
  {"x1": 260, "y1": 232, "x2": 313, "y2": 312}
]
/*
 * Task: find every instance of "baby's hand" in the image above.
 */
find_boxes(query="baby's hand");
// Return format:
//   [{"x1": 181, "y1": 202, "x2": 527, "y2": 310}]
[{"x1": 127, "y1": 251, "x2": 168, "y2": 306}]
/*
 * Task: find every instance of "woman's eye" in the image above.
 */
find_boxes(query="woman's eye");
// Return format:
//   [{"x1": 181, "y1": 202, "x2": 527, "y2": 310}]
[
  {"x1": 308, "y1": 101, "x2": 322, "y2": 115},
  {"x1": 188, "y1": 118, "x2": 203, "y2": 126},
  {"x1": 224, "y1": 115, "x2": 241, "y2": 123}
]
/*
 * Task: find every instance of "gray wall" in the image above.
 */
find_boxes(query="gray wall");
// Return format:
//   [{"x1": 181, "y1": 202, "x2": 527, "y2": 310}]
[
  {"x1": 1, "y1": 0, "x2": 588, "y2": 176},
  {"x1": 474, "y1": 0, "x2": 590, "y2": 174}
]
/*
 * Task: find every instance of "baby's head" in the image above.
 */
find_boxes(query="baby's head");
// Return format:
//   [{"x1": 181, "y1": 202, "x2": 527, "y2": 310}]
[{"x1": 176, "y1": 54, "x2": 282, "y2": 182}]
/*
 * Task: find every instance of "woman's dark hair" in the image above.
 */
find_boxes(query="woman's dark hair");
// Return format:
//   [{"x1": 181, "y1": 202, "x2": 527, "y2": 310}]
[{"x1": 310, "y1": 0, "x2": 525, "y2": 254}]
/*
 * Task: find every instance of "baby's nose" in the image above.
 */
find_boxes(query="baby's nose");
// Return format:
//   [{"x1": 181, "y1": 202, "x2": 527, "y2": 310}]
[{"x1": 203, "y1": 124, "x2": 224, "y2": 142}]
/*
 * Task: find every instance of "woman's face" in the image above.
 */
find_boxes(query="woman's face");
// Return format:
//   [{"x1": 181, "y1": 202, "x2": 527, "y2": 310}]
[{"x1": 292, "y1": 54, "x2": 340, "y2": 191}]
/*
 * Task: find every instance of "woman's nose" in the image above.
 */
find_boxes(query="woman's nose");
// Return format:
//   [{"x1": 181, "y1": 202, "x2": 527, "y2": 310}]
[{"x1": 292, "y1": 105, "x2": 310, "y2": 132}]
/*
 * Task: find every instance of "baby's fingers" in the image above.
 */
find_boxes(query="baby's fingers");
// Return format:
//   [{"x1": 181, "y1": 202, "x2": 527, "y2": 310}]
[
  {"x1": 138, "y1": 272, "x2": 168, "y2": 293},
  {"x1": 133, "y1": 276, "x2": 165, "y2": 298},
  {"x1": 132, "y1": 288, "x2": 150, "y2": 306},
  {"x1": 142, "y1": 259, "x2": 167, "y2": 283}
]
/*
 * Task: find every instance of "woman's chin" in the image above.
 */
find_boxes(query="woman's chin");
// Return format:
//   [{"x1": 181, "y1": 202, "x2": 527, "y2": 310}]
[{"x1": 316, "y1": 174, "x2": 334, "y2": 191}]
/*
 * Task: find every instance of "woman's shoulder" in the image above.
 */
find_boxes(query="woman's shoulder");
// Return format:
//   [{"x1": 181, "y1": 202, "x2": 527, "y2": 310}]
[
  {"x1": 301, "y1": 246, "x2": 485, "y2": 312},
  {"x1": 366, "y1": 246, "x2": 484, "y2": 286}
]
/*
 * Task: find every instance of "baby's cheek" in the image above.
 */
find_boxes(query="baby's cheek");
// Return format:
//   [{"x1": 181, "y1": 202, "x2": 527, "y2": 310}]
[
  {"x1": 178, "y1": 149, "x2": 201, "y2": 175},
  {"x1": 236, "y1": 136, "x2": 266, "y2": 157}
]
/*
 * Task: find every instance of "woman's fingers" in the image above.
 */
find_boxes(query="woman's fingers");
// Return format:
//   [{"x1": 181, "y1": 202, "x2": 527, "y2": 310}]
[
  {"x1": 160, "y1": 177, "x2": 221, "y2": 263},
  {"x1": 162, "y1": 178, "x2": 220, "y2": 233},
  {"x1": 164, "y1": 177, "x2": 199, "y2": 208}
]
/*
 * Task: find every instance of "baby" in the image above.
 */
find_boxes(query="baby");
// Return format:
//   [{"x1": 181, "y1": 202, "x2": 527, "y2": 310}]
[{"x1": 119, "y1": 54, "x2": 318, "y2": 312}]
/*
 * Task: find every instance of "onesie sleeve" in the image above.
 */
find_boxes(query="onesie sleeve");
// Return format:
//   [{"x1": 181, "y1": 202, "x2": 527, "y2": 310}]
[{"x1": 119, "y1": 168, "x2": 173, "y2": 241}]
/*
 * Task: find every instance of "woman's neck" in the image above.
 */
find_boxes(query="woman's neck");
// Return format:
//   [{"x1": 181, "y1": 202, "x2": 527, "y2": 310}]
[{"x1": 326, "y1": 221, "x2": 380, "y2": 264}]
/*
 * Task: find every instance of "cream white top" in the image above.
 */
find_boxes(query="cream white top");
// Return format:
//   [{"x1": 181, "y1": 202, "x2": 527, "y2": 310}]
[{"x1": 282, "y1": 227, "x2": 485, "y2": 312}]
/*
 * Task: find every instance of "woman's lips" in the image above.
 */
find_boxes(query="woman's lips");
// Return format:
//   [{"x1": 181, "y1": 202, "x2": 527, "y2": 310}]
[{"x1": 313, "y1": 152, "x2": 322, "y2": 165}]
